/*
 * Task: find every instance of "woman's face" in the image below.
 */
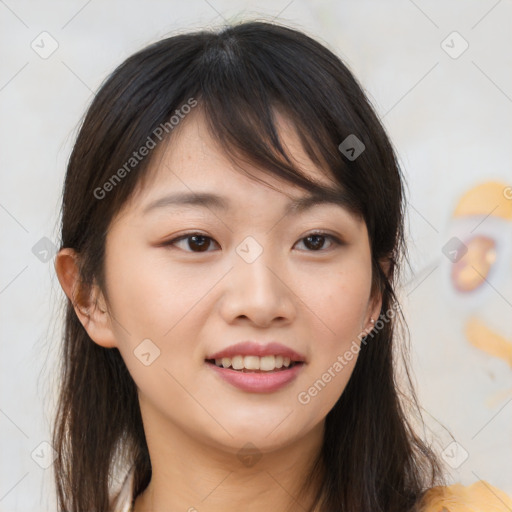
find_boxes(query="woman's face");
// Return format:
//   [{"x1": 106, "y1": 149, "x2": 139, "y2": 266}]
[{"x1": 93, "y1": 110, "x2": 381, "y2": 455}]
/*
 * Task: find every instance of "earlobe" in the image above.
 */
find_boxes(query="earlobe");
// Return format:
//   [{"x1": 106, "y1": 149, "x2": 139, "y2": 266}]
[
  {"x1": 363, "y1": 296, "x2": 382, "y2": 335},
  {"x1": 54, "y1": 248, "x2": 118, "y2": 349},
  {"x1": 370, "y1": 297, "x2": 382, "y2": 329}
]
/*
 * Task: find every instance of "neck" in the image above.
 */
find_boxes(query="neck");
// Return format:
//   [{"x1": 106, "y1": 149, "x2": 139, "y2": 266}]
[{"x1": 132, "y1": 404, "x2": 325, "y2": 512}]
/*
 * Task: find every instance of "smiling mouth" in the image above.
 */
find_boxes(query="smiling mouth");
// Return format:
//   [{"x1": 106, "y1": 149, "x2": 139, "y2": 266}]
[{"x1": 205, "y1": 358, "x2": 304, "y2": 373}]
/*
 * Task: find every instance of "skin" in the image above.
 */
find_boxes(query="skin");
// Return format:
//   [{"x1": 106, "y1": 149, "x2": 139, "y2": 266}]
[{"x1": 55, "y1": 109, "x2": 383, "y2": 512}]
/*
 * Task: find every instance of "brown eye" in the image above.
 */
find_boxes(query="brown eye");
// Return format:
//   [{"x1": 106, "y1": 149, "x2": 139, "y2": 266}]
[
  {"x1": 186, "y1": 235, "x2": 213, "y2": 252},
  {"x1": 164, "y1": 233, "x2": 219, "y2": 253},
  {"x1": 295, "y1": 232, "x2": 341, "y2": 252},
  {"x1": 451, "y1": 235, "x2": 497, "y2": 292}
]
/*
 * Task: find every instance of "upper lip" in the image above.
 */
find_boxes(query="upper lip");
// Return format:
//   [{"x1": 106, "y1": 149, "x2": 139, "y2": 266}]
[{"x1": 206, "y1": 341, "x2": 307, "y2": 362}]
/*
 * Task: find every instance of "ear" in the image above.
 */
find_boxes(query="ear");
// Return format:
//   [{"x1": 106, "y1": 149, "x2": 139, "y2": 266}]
[
  {"x1": 54, "y1": 248, "x2": 118, "y2": 348},
  {"x1": 362, "y1": 255, "x2": 392, "y2": 334},
  {"x1": 364, "y1": 293, "x2": 382, "y2": 336}
]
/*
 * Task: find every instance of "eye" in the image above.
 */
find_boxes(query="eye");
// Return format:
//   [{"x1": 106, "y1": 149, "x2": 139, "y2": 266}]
[
  {"x1": 163, "y1": 232, "x2": 219, "y2": 253},
  {"x1": 161, "y1": 231, "x2": 343, "y2": 253},
  {"x1": 294, "y1": 231, "x2": 342, "y2": 252}
]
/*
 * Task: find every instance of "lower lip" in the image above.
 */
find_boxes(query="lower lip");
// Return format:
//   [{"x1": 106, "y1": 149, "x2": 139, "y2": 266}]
[{"x1": 206, "y1": 361, "x2": 305, "y2": 393}]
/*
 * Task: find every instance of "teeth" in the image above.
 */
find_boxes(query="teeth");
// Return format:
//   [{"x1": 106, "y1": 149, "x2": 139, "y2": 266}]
[
  {"x1": 244, "y1": 355, "x2": 260, "y2": 370},
  {"x1": 260, "y1": 355, "x2": 274, "y2": 371},
  {"x1": 232, "y1": 355, "x2": 244, "y2": 370},
  {"x1": 211, "y1": 355, "x2": 297, "y2": 371}
]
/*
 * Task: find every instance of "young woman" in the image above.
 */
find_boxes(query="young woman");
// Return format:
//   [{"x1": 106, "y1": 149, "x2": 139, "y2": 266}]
[{"x1": 53, "y1": 20, "x2": 512, "y2": 512}]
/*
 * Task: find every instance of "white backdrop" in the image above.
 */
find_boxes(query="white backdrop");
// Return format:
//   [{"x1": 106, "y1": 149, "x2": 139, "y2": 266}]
[{"x1": 1, "y1": 1, "x2": 511, "y2": 510}]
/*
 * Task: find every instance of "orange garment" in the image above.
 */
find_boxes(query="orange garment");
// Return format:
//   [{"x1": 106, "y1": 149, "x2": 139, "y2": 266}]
[{"x1": 418, "y1": 480, "x2": 512, "y2": 512}]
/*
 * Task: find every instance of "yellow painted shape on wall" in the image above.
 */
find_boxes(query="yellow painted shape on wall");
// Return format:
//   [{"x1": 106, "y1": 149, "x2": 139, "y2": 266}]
[
  {"x1": 453, "y1": 181, "x2": 512, "y2": 219},
  {"x1": 465, "y1": 315, "x2": 512, "y2": 367}
]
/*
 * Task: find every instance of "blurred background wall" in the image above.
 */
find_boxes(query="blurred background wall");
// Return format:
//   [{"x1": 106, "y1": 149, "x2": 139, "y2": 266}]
[{"x1": 1, "y1": 1, "x2": 510, "y2": 510}]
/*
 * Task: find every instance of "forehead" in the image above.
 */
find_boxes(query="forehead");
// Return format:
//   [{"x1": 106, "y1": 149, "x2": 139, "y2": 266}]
[
  {"x1": 136, "y1": 107, "x2": 337, "y2": 200},
  {"x1": 114, "y1": 107, "x2": 365, "y2": 233}
]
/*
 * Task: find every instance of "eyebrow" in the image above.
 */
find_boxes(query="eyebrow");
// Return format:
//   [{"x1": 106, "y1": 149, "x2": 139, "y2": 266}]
[{"x1": 143, "y1": 190, "x2": 359, "y2": 219}]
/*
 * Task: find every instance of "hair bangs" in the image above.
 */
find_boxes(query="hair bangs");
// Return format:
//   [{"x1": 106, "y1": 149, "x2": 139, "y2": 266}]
[{"x1": 182, "y1": 36, "x2": 365, "y2": 218}]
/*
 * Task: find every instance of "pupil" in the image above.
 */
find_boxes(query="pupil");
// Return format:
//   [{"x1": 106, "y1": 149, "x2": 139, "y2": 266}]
[
  {"x1": 190, "y1": 235, "x2": 209, "y2": 252},
  {"x1": 305, "y1": 235, "x2": 324, "y2": 250}
]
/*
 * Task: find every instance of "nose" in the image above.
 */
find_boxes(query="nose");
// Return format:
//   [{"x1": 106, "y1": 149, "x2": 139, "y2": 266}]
[{"x1": 219, "y1": 248, "x2": 296, "y2": 328}]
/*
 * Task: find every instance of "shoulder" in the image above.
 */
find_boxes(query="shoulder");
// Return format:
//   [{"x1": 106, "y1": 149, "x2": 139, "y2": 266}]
[{"x1": 419, "y1": 480, "x2": 512, "y2": 511}]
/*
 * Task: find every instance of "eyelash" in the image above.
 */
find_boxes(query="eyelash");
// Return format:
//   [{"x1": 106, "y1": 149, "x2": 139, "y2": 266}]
[{"x1": 161, "y1": 231, "x2": 343, "y2": 253}]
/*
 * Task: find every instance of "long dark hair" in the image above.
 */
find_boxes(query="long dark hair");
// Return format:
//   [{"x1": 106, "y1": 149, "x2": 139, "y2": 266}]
[{"x1": 53, "y1": 19, "x2": 445, "y2": 511}]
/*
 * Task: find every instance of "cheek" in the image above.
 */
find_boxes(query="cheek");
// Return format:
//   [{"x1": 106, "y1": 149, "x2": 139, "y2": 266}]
[
  {"x1": 104, "y1": 243, "x2": 214, "y2": 342},
  {"x1": 300, "y1": 259, "x2": 372, "y2": 340},
  {"x1": 103, "y1": 246, "x2": 218, "y2": 397},
  {"x1": 292, "y1": 260, "x2": 372, "y2": 413}
]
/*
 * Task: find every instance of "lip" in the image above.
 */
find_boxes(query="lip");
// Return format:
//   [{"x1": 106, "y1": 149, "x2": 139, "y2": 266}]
[
  {"x1": 206, "y1": 360, "x2": 305, "y2": 393},
  {"x1": 206, "y1": 341, "x2": 307, "y2": 362}
]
